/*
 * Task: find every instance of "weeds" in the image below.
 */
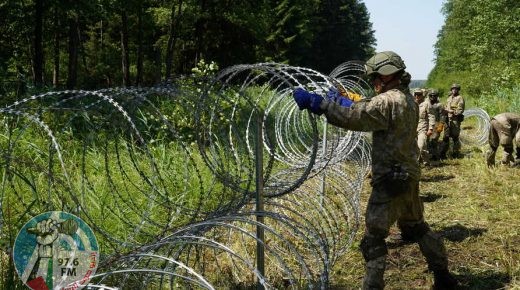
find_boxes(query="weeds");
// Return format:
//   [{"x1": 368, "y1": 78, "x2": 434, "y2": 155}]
[{"x1": 332, "y1": 146, "x2": 520, "y2": 289}]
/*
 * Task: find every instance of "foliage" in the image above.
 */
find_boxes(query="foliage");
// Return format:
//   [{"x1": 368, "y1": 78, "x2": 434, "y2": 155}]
[
  {"x1": 267, "y1": 0, "x2": 375, "y2": 74},
  {"x1": 470, "y1": 85, "x2": 520, "y2": 118},
  {"x1": 428, "y1": 0, "x2": 520, "y2": 98},
  {"x1": 0, "y1": 0, "x2": 375, "y2": 96}
]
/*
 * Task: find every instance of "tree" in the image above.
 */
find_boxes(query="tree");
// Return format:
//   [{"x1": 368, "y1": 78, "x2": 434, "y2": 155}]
[
  {"x1": 310, "y1": 0, "x2": 375, "y2": 73},
  {"x1": 32, "y1": 0, "x2": 44, "y2": 87},
  {"x1": 429, "y1": 0, "x2": 520, "y2": 95},
  {"x1": 165, "y1": 0, "x2": 183, "y2": 80},
  {"x1": 266, "y1": 0, "x2": 375, "y2": 73}
]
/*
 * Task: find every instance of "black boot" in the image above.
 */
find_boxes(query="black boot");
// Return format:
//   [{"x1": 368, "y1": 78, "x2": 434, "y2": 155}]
[
  {"x1": 439, "y1": 139, "x2": 449, "y2": 160},
  {"x1": 433, "y1": 269, "x2": 458, "y2": 289}
]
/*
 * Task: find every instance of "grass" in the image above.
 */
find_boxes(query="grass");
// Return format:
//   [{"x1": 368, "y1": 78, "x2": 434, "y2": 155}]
[
  {"x1": 331, "y1": 145, "x2": 520, "y2": 289},
  {"x1": 3, "y1": 137, "x2": 519, "y2": 289}
]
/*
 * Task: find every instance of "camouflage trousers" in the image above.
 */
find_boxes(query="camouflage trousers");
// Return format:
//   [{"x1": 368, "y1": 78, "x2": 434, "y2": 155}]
[
  {"x1": 417, "y1": 131, "x2": 430, "y2": 164},
  {"x1": 440, "y1": 119, "x2": 462, "y2": 157},
  {"x1": 428, "y1": 129, "x2": 442, "y2": 161},
  {"x1": 361, "y1": 178, "x2": 448, "y2": 289}
]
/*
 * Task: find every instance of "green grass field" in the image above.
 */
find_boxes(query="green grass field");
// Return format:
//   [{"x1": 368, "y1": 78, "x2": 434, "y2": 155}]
[{"x1": 332, "y1": 146, "x2": 520, "y2": 289}]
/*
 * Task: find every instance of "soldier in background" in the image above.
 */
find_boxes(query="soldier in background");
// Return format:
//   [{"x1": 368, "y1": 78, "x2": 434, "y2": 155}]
[
  {"x1": 414, "y1": 89, "x2": 435, "y2": 166},
  {"x1": 486, "y1": 112, "x2": 520, "y2": 167},
  {"x1": 440, "y1": 83, "x2": 465, "y2": 159},
  {"x1": 427, "y1": 89, "x2": 444, "y2": 163}
]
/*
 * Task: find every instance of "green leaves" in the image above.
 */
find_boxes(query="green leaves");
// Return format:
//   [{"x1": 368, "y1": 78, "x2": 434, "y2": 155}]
[{"x1": 429, "y1": 0, "x2": 520, "y2": 96}]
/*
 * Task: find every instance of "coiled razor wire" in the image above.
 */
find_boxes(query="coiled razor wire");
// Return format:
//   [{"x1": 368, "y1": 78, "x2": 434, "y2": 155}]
[
  {"x1": 0, "y1": 63, "x2": 372, "y2": 289},
  {"x1": 461, "y1": 107, "x2": 491, "y2": 147}
]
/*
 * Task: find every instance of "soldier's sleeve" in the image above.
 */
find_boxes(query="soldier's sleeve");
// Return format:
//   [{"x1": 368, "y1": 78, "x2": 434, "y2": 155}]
[
  {"x1": 443, "y1": 98, "x2": 450, "y2": 110},
  {"x1": 320, "y1": 95, "x2": 388, "y2": 132},
  {"x1": 427, "y1": 104, "x2": 435, "y2": 131},
  {"x1": 456, "y1": 96, "x2": 465, "y2": 115}
]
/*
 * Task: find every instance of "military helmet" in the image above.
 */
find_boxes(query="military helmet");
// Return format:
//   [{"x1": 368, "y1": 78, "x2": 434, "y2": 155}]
[
  {"x1": 451, "y1": 83, "x2": 461, "y2": 90},
  {"x1": 429, "y1": 89, "x2": 439, "y2": 96},
  {"x1": 365, "y1": 51, "x2": 406, "y2": 76},
  {"x1": 413, "y1": 88, "x2": 423, "y2": 95}
]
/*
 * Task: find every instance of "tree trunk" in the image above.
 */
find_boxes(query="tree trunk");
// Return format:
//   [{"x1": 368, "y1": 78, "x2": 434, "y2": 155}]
[
  {"x1": 33, "y1": 0, "x2": 44, "y2": 87},
  {"x1": 136, "y1": 5, "x2": 143, "y2": 87},
  {"x1": 66, "y1": 15, "x2": 79, "y2": 90},
  {"x1": 121, "y1": 8, "x2": 131, "y2": 87},
  {"x1": 165, "y1": 0, "x2": 183, "y2": 80},
  {"x1": 153, "y1": 31, "x2": 162, "y2": 84},
  {"x1": 53, "y1": 5, "x2": 60, "y2": 88}
]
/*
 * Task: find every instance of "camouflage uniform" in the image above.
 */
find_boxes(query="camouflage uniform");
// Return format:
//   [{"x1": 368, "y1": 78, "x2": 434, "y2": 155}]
[
  {"x1": 486, "y1": 112, "x2": 520, "y2": 166},
  {"x1": 440, "y1": 85, "x2": 465, "y2": 158},
  {"x1": 428, "y1": 90, "x2": 444, "y2": 161},
  {"x1": 320, "y1": 88, "x2": 449, "y2": 289},
  {"x1": 417, "y1": 98, "x2": 435, "y2": 165}
]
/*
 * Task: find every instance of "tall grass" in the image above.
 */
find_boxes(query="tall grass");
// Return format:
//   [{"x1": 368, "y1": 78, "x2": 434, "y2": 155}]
[
  {"x1": 331, "y1": 146, "x2": 520, "y2": 289},
  {"x1": 469, "y1": 85, "x2": 520, "y2": 117}
]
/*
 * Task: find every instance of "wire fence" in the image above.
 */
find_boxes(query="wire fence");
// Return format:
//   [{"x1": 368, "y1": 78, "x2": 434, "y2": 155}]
[{"x1": 0, "y1": 62, "x2": 490, "y2": 289}]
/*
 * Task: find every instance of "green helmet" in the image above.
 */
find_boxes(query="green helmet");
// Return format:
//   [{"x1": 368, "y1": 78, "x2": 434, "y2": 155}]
[
  {"x1": 451, "y1": 83, "x2": 461, "y2": 90},
  {"x1": 365, "y1": 51, "x2": 406, "y2": 76},
  {"x1": 428, "y1": 89, "x2": 439, "y2": 96},
  {"x1": 413, "y1": 88, "x2": 423, "y2": 95}
]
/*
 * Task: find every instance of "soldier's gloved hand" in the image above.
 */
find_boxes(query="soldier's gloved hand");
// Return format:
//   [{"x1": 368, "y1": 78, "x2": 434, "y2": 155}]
[
  {"x1": 293, "y1": 88, "x2": 325, "y2": 115},
  {"x1": 326, "y1": 87, "x2": 341, "y2": 100},
  {"x1": 326, "y1": 87, "x2": 353, "y2": 108}
]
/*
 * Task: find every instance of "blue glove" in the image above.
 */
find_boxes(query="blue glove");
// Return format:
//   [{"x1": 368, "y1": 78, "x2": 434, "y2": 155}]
[
  {"x1": 337, "y1": 96, "x2": 353, "y2": 108},
  {"x1": 293, "y1": 88, "x2": 324, "y2": 115},
  {"x1": 326, "y1": 87, "x2": 353, "y2": 108},
  {"x1": 326, "y1": 87, "x2": 342, "y2": 100}
]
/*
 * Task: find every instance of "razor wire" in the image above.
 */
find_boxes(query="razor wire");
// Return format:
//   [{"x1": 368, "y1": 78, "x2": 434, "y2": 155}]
[
  {"x1": 0, "y1": 62, "x2": 372, "y2": 289},
  {"x1": 460, "y1": 107, "x2": 490, "y2": 147}
]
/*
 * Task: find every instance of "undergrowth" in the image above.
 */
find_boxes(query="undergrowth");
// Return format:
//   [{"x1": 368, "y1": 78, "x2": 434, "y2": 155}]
[{"x1": 331, "y1": 144, "x2": 520, "y2": 290}]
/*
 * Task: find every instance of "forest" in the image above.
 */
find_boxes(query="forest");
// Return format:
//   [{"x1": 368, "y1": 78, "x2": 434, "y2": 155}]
[
  {"x1": 0, "y1": 0, "x2": 375, "y2": 96},
  {"x1": 1, "y1": 0, "x2": 517, "y2": 102}
]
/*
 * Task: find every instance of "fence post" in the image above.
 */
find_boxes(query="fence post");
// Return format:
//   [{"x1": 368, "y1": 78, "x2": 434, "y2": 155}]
[{"x1": 255, "y1": 111, "x2": 265, "y2": 290}]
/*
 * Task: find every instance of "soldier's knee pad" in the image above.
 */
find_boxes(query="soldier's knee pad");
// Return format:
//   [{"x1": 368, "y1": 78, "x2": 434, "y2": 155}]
[
  {"x1": 400, "y1": 222, "x2": 430, "y2": 241},
  {"x1": 360, "y1": 235, "x2": 388, "y2": 262}
]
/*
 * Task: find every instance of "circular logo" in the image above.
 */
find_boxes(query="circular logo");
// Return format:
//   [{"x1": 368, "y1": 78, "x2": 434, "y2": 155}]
[{"x1": 13, "y1": 211, "x2": 99, "y2": 290}]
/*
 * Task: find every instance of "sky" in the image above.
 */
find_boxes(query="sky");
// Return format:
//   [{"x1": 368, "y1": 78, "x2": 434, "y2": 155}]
[{"x1": 362, "y1": 0, "x2": 446, "y2": 80}]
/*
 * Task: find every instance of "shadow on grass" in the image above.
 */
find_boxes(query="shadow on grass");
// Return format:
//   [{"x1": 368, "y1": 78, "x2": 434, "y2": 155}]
[
  {"x1": 437, "y1": 223, "x2": 487, "y2": 242},
  {"x1": 420, "y1": 192, "x2": 444, "y2": 202},
  {"x1": 420, "y1": 173, "x2": 455, "y2": 182},
  {"x1": 455, "y1": 269, "x2": 510, "y2": 290}
]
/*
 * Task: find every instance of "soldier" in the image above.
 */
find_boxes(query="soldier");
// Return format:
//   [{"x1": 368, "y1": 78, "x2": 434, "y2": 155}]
[
  {"x1": 292, "y1": 51, "x2": 457, "y2": 289},
  {"x1": 414, "y1": 89, "x2": 435, "y2": 166},
  {"x1": 485, "y1": 112, "x2": 520, "y2": 167},
  {"x1": 428, "y1": 89, "x2": 444, "y2": 163},
  {"x1": 440, "y1": 83, "x2": 465, "y2": 159}
]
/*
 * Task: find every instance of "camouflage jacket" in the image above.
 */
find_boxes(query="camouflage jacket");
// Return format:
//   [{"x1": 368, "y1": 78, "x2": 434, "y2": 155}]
[
  {"x1": 417, "y1": 100, "x2": 435, "y2": 133},
  {"x1": 445, "y1": 94, "x2": 465, "y2": 119},
  {"x1": 492, "y1": 112, "x2": 520, "y2": 137},
  {"x1": 430, "y1": 102, "x2": 443, "y2": 122},
  {"x1": 319, "y1": 88, "x2": 420, "y2": 183}
]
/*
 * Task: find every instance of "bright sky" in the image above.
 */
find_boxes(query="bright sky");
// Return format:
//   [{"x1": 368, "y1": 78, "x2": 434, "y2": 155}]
[{"x1": 363, "y1": 0, "x2": 446, "y2": 80}]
